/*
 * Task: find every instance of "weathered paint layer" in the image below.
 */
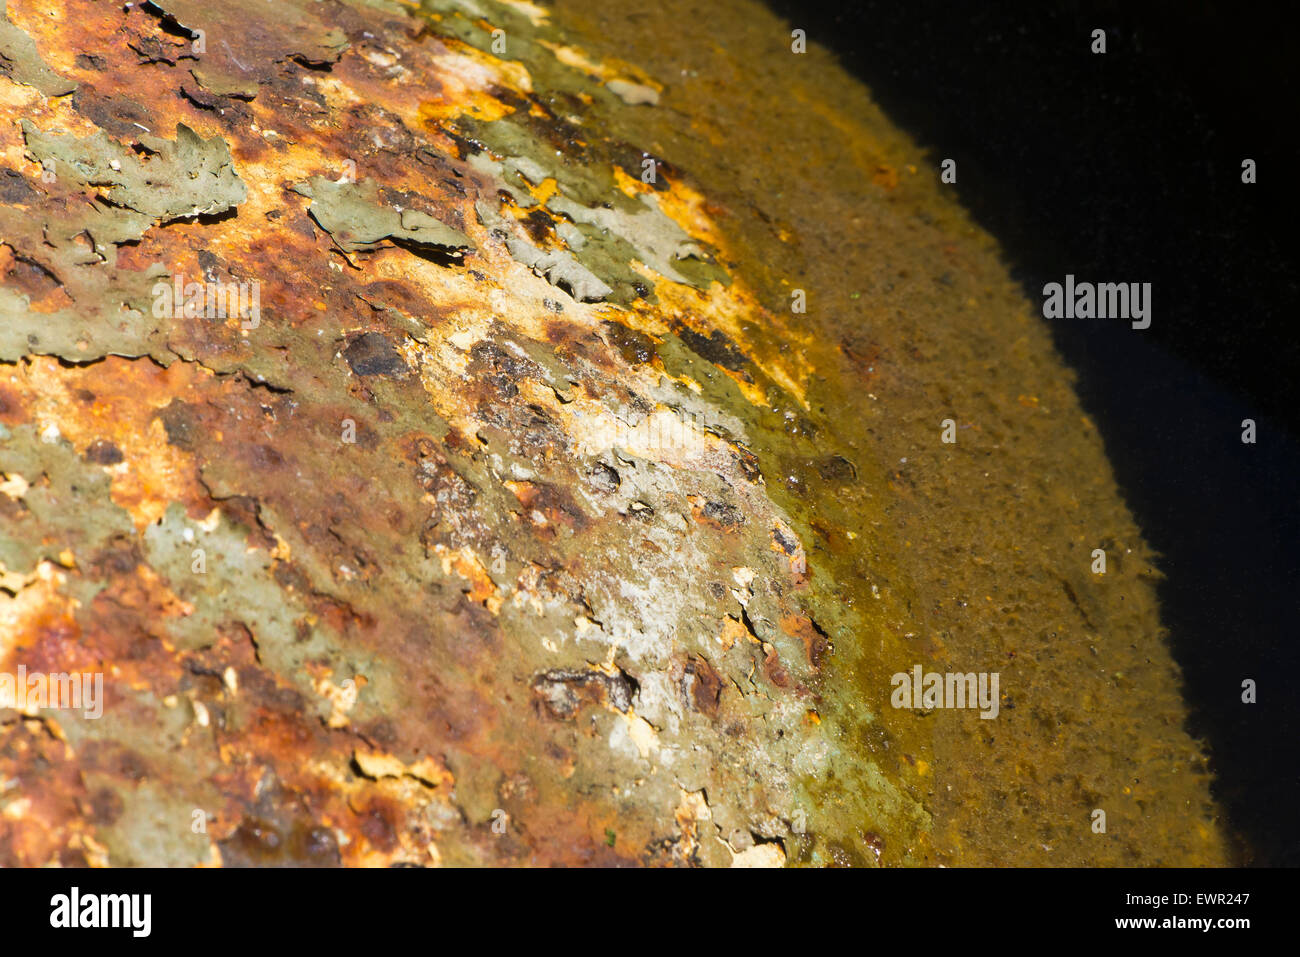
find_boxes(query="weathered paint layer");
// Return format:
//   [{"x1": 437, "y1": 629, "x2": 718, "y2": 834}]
[{"x1": 0, "y1": 0, "x2": 1227, "y2": 866}]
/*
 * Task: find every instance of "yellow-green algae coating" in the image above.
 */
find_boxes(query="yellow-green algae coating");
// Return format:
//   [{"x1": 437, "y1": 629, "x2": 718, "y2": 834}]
[{"x1": 0, "y1": 0, "x2": 1227, "y2": 866}]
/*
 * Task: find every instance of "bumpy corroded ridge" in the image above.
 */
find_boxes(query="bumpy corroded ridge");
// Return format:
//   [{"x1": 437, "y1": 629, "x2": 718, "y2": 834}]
[{"x1": 0, "y1": 0, "x2": 1226, "y2": 866}]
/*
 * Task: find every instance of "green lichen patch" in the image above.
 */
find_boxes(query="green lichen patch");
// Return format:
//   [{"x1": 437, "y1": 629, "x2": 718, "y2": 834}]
[
  {"x1": 22, "y1": 120, "x2": 247, "y2": 223},
  {"x1": 0, "y1": 266, "x2": 172, "y2": 364},
  {"x1": 0, "y1": 425, "x2": 134, "y2": 578},
  {"x1": 293, "y1": 176, "x2": 472, "y2": 258},
  {"x1": 0, "y1": 0, "x2": 75, "y2": 96}
]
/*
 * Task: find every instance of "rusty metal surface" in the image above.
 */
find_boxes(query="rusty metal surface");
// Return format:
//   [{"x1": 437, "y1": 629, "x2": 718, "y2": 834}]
[{"x1": 0, "y1": 0, "x2": 1227, "y2": 866}]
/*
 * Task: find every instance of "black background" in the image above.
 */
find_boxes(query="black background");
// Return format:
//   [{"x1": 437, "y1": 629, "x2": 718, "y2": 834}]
[
  {"x1": 4, "y1": 865, "x2": 1276, "y2": 939},
  {"x1": 763, "y1": 0, "x2": 1299, "y2": 865}
]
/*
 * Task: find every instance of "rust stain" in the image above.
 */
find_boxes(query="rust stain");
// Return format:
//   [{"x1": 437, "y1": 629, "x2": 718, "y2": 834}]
[{"x1": 0, "y1": 0, "x2": 1228, "y2": 870}]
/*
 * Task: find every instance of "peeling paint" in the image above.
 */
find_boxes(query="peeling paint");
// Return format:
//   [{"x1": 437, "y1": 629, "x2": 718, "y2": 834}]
[{"x1": 0, "y1": 0, "x2": 1227, "y2": 868}]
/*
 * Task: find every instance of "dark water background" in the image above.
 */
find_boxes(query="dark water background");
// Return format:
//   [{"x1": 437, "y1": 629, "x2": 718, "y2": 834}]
[{"x1": 764, "y1": 0, "x2": 1300, "y2": 865}]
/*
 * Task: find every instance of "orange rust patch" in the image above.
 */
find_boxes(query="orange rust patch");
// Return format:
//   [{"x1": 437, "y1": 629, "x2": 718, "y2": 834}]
[{"x1": 16, "y1": 357, "x2": 212, "y2": 528}]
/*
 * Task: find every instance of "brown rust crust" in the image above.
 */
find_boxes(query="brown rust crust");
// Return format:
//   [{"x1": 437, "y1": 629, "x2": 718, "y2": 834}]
[{"x1": 0, "y1": 0, "x2": 1227, "y2": 867}]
